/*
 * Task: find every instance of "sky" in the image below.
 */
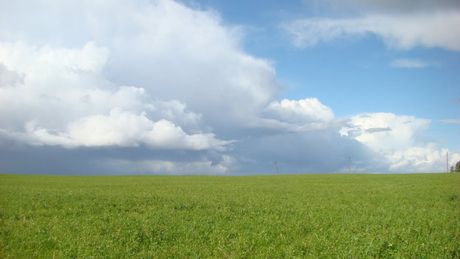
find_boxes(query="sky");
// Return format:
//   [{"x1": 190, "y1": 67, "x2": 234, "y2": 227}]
[{"x1": 0, "y1": 0, "x2": 459, "y2": 175}]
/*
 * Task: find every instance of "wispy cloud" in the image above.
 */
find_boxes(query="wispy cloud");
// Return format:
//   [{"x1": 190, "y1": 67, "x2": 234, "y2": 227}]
[
  {"x1": 284, "y1": 11, "x2": 460, "y2": 52},
  {"x1": 312, "y1": 0, "x2": 460, "y2": 13},
  {"x1": 440, "y1": 119, "x2": 460, "y2": 124},
  {"x1": 390, "y1": 59, "x2": 431, "y2": 68}
]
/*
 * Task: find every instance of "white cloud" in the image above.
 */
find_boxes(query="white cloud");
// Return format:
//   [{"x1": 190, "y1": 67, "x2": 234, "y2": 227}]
[
  {"x1": 0, "y1": 109, "x2": 230, "y2": 151},
  {"x1": 391, "y1": 59, "x2": 431, "y2": 68},
  {"x1": 0, "y1": 64, "x2": 24, "y2": 87},
  {"x1": 266, "y1": 98, "x2": 334, "y2": 123},
  {"x1": 249, "y1": 98, "x2": 346, "y2": 132},
  {"x1": 0, "y1": 0, "x2": 282, "y2": 137},
  {"x1": 0, "y1": 40, "x2": 231, "y2": 150},
  {"x1": 0, "y1": 41, "x2": 109, "y2": 75},
  {"x1": 389, "y1": 147, "x2": 460, "y2": 173},
  {"x1": 284, "y1": 11, "x2": 460, "y2": 52},
  {"x1": 0, "y1": 0, "x2": 296, "y2": 175},
  {"x1": 340, "y1": 113, "x2": 430, "y2": 152},
  {"x1": 0, "y1": 0, "x2": 284, "y2": 152},
  {"x1": 66, "y1": 109, "x2": 230, "y2": 150},
  {"x1": 341, "y1": 113, "x2": 460, "y2": 172}
]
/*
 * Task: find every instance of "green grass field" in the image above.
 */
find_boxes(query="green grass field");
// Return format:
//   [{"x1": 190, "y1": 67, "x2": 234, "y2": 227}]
[{"x1": 1, "y1": 173, "x2": 459, "y2": 258}]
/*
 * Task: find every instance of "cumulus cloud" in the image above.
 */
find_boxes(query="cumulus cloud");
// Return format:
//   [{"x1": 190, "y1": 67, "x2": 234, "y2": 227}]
[
  {"x1": 248, "y1": 98, "x2": 348, "y2": 133},
  {"x1": 265, "y1": 98, "x2": 334, "y2": 123},
  {"x1": 0, "y1": 0, "x2": 456, "y2": 175},
  {"x1": 284, "y1": 11, "x2": 460, "y2": 52},
  {"x1": 0, "y1": 41, "x2": 230, "y2": 150},
  {"x1": 0, "y1": 0, "x2": 285, "y2": 174},
  {"x1": 340, "y1": 113, "x2": 430, "y2": 152},
  {"x1": 388, "y1": 147, "x2": 459, "y2": 172},
  {"x1": 341, "y1": 113, "x2": 460, "y2": 172},
  {"x1": 1, "y1": 0, "x2": 282, "y2": 153},
  {"x1": 12, "y1": 110, "x2": 229, "y2": 150}
]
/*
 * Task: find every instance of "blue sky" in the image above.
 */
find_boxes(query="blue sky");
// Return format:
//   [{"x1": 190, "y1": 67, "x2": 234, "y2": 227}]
[
  {"x1": 208, "y1": 0, "x2": 460, "y2": 115},
  {"x1": 0, "y1": 0, "x2": 459, "y2": 174},
  {"x1": 196, "y1": 0, "x2": 460, "y2": 150}
]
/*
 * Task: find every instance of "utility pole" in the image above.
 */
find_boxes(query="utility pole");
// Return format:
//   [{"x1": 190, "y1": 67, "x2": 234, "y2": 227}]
[
  {"x1": 447, "y1": 151, "x2": 449, "y2": 173},
  {"x1": 274, "y1": 161, "x2": 279, "y2": 175},
  {"x1": 349, "y1": 157, "x2": 351, "y2": 174}
]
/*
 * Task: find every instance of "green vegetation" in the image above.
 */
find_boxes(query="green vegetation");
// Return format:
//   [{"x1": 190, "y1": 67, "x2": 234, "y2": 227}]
[{"x1": 1, "y1": 173, "x2": 459, "y2": 258}]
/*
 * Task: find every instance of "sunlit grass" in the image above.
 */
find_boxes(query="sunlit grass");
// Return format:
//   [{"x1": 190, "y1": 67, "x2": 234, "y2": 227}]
[{"x1": 1, "y1": 173, "x2": 459, "y2": 258}]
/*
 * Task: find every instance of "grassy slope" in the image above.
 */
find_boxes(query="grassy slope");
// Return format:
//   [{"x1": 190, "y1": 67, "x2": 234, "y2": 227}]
[{"x1": 0, "y1": 173, "x2": 459, "y2": 258}]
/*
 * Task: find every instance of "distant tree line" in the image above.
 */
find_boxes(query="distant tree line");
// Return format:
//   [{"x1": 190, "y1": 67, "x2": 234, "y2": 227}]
[{"x1": 450, "y1": 161, "x2": 460, "y2": 173}]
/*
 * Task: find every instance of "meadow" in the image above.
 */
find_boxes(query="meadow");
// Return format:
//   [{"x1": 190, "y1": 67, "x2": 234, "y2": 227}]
[{"x1": 0, "y1": 173, "x2": 459, "y2": 258}]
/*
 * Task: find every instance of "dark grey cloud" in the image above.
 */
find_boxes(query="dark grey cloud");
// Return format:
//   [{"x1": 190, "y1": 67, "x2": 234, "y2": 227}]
[
  {"x1": 0, "y1": 139, "x2": 224, "y2": 175},
  {"x1": 231, "y1": 129, "x2": 386, "y2": 174},
  {"x1": 365, "y1": 127, "x2": 391, "y2": 133},
  {"x1": 0, "y1": 141, "x2": 99, "y2": 175},
  {"x1": 0, "y1": 127, "x2": 386, "y2": 175}
]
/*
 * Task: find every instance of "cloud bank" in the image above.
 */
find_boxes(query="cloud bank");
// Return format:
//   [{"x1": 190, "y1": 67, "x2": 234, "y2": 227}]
[{"x1": 0, "y1": 0, "x2": 457, "y2": 174}]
